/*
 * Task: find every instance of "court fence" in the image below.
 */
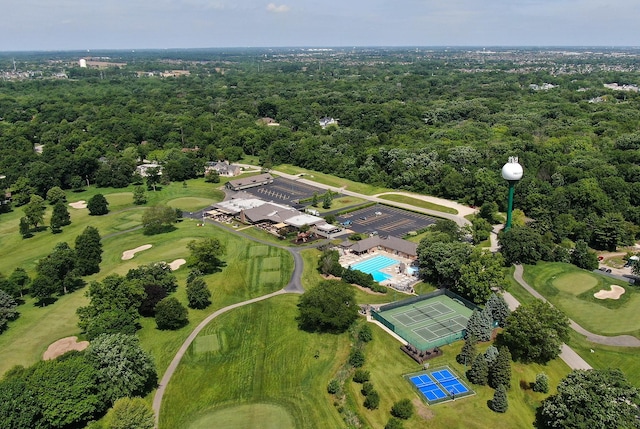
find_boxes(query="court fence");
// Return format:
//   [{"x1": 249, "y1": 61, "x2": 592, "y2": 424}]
[{"x1": 371, "y1": 289, "x2": 481, "y2": 351}]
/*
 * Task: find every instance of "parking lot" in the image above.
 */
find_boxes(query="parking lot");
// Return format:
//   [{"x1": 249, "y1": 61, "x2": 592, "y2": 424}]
[
  {"x1": 337, "y1": 204, "x2": 436, "y2": 237},
  {"x1": 238, "y1": 177, "x2": 332, "y2": 205}
]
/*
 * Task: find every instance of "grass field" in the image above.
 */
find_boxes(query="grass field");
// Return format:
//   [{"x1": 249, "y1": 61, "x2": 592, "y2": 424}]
[
  {"x1": 376, "y1": 194, "x2": 458, "y2": 215},
  {"x1": 187, "y1": 404, "x2": 295, "y2": 429},
  {"x1": 159, "y1": 295, "x2": 348, "y2": 429},
  {"x1": 521, "y1": 262, "x2": 640, "y2": 337}
]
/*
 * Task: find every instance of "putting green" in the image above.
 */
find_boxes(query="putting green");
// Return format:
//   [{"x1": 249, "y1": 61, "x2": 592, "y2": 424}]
[
  {"x1": 166, "y1": 197, "x2": 215, "y2": 211},
  {"x1": 552, "y1": 272, "x2": 598, "y2": 295},
  {"x1": 105, "y1": 192, "x2": 133, "y2": 207},
  {"x1": 188, "y1": 403, "x2": 294, "y2": 429}
]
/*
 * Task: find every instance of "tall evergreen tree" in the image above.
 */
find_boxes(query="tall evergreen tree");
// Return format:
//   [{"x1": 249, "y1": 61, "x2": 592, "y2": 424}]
[
  {"x1": 489, "y1": 346, "x2": 512, "y2": 389},
  {"x1": 456, "y1": 334, "x2": 477, "y2": 365},
  {"x1": 490, "y1": 384, "x2": 508, "y2": 413},
  {"x1": 467, "y1": 353, "x2": 488, "y2": 385},
  {"x1": 485, "y1": 293, "x2": 511, "y2": 327},
  {"x1": 465, "y1": 308, "x2": 493, "y2": 342},
  {"x1": 75, "y1": 226, "x2": 103, "y2": 276},
  {"x1": 87, "y1": 194, "x2": 109, "y2": 216}
]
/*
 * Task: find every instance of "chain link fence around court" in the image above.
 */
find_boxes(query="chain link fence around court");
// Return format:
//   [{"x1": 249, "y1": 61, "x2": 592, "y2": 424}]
[{"x1": 371, "y1": 289, "x2": 480, "y2": 351}]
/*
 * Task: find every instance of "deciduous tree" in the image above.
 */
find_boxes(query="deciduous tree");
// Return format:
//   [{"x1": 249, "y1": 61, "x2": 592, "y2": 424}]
[
  {"x1": 297, "y1": 280, "x2": 359, "y2": 333},
  {"x1": 186, "y1": 276, "x2": 211, "y2": 309},
  {"x1": 142, "y1": 204, "x2": 177, "y2": 234},
  {"x1": 87, "y1": 193, "x2": 109, "y2": 216},
  {"x1": 75, "y1": 226, "x2": 103, "y2": 275},
  {"x1": 23, "y1": 194, "x2": 45, "y2": 229},
  {"x1": 186, "y1": 237, "x2": 226, "y2": 274},
  {"x1": 50, "y1": 200, "x2": 71, "y2": 232},
  {"x1": 103, "y1": 397, "x2": 155, "y2": 429},
  {"x1": 155, "y1": 297, "x2": 188, "y2": 330}
]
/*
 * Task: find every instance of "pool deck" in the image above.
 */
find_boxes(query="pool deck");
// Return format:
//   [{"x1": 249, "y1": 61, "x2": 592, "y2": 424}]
[{"x1": 338, "y1": 249, "x2": 419, "y2": 292}]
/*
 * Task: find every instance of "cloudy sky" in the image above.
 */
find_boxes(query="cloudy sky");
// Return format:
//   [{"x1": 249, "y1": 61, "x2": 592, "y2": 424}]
[{"x1": 2, "y1": 0, "x2": 639, "y2": 51}]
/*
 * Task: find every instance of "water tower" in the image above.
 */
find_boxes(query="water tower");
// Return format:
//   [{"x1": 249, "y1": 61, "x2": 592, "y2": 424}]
[{"x1": 501, "y1": 157, "x2": 523, "y2": 231}]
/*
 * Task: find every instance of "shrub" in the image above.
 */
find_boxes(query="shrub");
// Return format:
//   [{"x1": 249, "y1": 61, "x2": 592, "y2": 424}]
[
  {"x1": 154, "y1": 297, "x2": 188, "y2": 330},
  {"x1": 349, "y1": 349, "x2": 365, "y2": 368},
  {"x1": 361, "y1": 381, "x2": 375, "y2": 396},
  {"x1": 363, "y1": 390, "x2": 380, "y2": 409},
  {"x1": 533, "y1": 373, "x2": 549, "y2": 393},
  {"x1": 353, "y1": 369, "x2": 371, "y2": 383},
  {"x1": 385, "y1": 417, "x2": 405, "y2": 429},
  {"x1": 391, "y1": 398, "x2": 414, "y2": 420},
  {"x1": 358, "y1": 324, "x2": 373, "y2": 343},
  {"x1": 327, "y1": 379, "x2": 340, "y2": 394}
]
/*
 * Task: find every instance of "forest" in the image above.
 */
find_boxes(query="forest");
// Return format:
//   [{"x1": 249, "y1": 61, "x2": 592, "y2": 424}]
[{"x1": 1, "y1": 47, "x2": 640, "y2": 252}]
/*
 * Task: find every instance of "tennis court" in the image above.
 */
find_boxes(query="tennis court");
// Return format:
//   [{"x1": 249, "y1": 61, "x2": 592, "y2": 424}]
[
  {"x1": 372, "y1": 290, "x2": 478, "y2": 351},
  {"x1": 407, "y1": 366, "x2": 474, "y2": 404}
]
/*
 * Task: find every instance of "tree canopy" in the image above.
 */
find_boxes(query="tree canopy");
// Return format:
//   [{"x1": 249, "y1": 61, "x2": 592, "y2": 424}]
[
  {"x1": 297, "y1": 280, "x2": 360, "y2": 333},
  {"x1": 186, "y1": 237, "x2": 226, "y2": 274}
]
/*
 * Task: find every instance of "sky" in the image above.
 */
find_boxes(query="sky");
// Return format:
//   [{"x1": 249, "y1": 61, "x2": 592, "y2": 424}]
[{"x1": 2, "y1": 0, "x2": 640, "y2": 51}]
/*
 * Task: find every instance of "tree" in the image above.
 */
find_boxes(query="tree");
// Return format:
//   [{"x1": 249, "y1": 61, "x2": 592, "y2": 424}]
[
  {"x1": 142, "y1": 204, "x2": 177, "y2": 234},
  {"x1": 75, "y1": 226, "x2": 103, "y2": 275},
  {"x1": 49, "y1": 200, "x2": 71, "y2": 232},
  {"x1": 186, "y1": 237, "x2": 226, "y2": 274},
  {"x1": 390, "y1": 399, "x2": 414, "y2": 420},
  {"x1": 322, "y1": 191, "x2": 333, "y2": 209},
  {"x1": 46, "y1": 186, "x2": 66, "y2": 205},
  {"x1": 537, "y1": 369, "x2": 640, "y2": 429},
  {"x1": 385, "y1": 417, "x2": 405, "y2": 429},
  {"x1": 454, "y1": 250, "x2": 506, "y2": 304},
  {"x1": 0, "y1": 289, "x2": 19, "y2": 332},
  {"x1": 501, "y1": 300, "x2": 570, "y2": 363},
  {"x1": 471, "y1": 217, "x2": 492, "y2": 244},
  {"x1": 479, "y1": 201, "x2": 500, "y2": 224},
  {"x1": 139, "y1": 284, "x2": 167, "y2": 317},
  {"x1": 23, "y1": 194, "x2": 45, "y2": 229},
  {"x1": 499, "y1": 225, "x2": 552, "y2": 265},
  {"x1": 0, "y1": 371, "x2": 40, "y2": 429},
  {"x1": 457, "y1": 334, "x2": 477, "y2": 365},
  {"x1": 27, "y1": 353, "x2": 104, "y2": 428},
  {"x1": 8, "y1": 267, "x2": 30, "y2": 298},
  {"x1": 204, "y1": 169, "x2": 220, "y2": 183},
  {"x1": 104, "y1": 397, "x2": 155, "y2": 429},
  {"x1": 132, "y1": 185, "x2": 147, "y2": 205},
  {"x1": 86, "y1": 333, "x2": 157, "y2": 403},
  {"x1": 431, "y1": 219, "x2": 463, "y2": 241},
  {"x1": 297, "y1": 280, "x2": 359, "y2": 333},
  {"x1": 327, "y1": 379, "x2": 340, "y2": 394},
  {"x1": 126, "y1": 262, "x2": 178, "y2": 294},
  {"x1": 155, "y1": 297, "x2": 189, "y2": 330},
  {"x1": 186, "y1": 276, "x2": 212, "y2": 309},
  {"x1": 70, "y1": 175, "x2": 85, "y2": 191},
  {"x1": 30, "y1": 275, "x2": 58, "y2": 304},
  {"x1": 490, "y1": 384, "x2": 508, "y2": 413},
  {"x1": 533, "y1": 373, "x2": 549, "y2": 393},
  {"x1": 145, "y1": 167, "x2": 161, "y2": 191},
  {"x1": 35, "y1": 242, "x2": 79, "y2": 295},
  {"x1": 465, "y1": 309, "x2": 493, "y2": 342},
  {"x1": 484, "y1": 345, "x2": 499, "y2": 365},
  {"x1": 318, "y1": 249, "x2": 343, "y2": 277},
  {"x1": 467, "y1": 353, "x2": 488, "y2": 385},
  {"x1": 570, "y1": 239, "x2": 599, "y2": 270},
  {"x1": 417, "y1": 241, "x2": 473, "y2": 286},
  {"x1": 19, "y1": 217, "x2": 31, "y2": 238},
  {"x1": 489, "y1": 346, "x2": 512, "y2": 389},
  {"x1": 485, "y1": 293, "x2": 511, "y2": 328},
  {"x1": 311, "y1": 192, "x2": 319, "y2": 207},
  {"x1": 87, "y1": 193, "x2": 109, "y2": 216}
]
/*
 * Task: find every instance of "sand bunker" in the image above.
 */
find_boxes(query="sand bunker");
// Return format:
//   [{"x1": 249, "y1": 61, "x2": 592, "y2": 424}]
[
  {"x1": 594, "y1": 285, "x2": 626, "y2": 300},
  {"x1": 68, "y1": 200, "x2": 87, "y2": 209},
  {"x1": 169, "y1": 259, "x2": 186, "y2": 270},
  {"x1": 121, "y1": 244, "x2": 152, "y2": 260},
  {"x1": 43, "y1": 336, "x2": 90, "y2": 360}
]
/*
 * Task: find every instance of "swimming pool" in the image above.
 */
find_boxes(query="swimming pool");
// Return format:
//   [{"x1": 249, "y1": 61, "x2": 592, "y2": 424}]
[{"x1": 351, "y1": 255, "x2": 398, "y2": 283}]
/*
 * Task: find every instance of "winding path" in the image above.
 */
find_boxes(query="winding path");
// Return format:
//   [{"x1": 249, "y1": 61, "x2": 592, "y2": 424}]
[{"x1": 513, "y1": 265, "x2": 640, "y2": 347}]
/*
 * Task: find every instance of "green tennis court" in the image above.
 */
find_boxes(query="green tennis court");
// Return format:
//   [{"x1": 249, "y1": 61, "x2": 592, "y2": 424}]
[{"x1": 373, "y1": 290, "x2": 477, "y2": 350}]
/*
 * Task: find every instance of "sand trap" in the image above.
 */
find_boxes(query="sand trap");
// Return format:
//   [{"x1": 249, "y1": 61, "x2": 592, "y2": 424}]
[
  {"x1": 594, "y1": 285, "x2": 626, "y2": 300},
  {"x1": 69, "y1": 200, "x2": 87, "y2": 209},
  {"x1": 121, "y1": 244, "x2": 152, "y2": 260},
  {"x1": 169, "y1": 259, "x2": 186, "y2": 270},
  {"x1": 43, "y1": 336, "x2": 90, "y2": 360}
]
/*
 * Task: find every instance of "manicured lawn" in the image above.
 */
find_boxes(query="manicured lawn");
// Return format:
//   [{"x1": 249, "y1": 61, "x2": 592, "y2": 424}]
[
  {"x1": 188, "y1": 404, "x2": 294, "y2": 429},
  {"x1": 159, "y1": 295, "x2": 348, "y2": 429},
  {"x1": 522, "y1": 262, "x2": 640, "y2": 337},
  {"x1": 316, "y1": 195, "x2": 368, "y2": 213},
  {"x1": 376, "y1": 193, "x2": 458, "y2": 215}
]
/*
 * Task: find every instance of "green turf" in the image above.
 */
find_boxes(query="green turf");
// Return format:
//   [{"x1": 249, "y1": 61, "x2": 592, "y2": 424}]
[
  {"x1": 261, "y1": 257, "x2": 281, "y2": 270},
  {"x1": 187, "y1": 403, "x2": 295, "y2": 429},
  {"x1": 522, "y1": 262, "x2": 640, "y2": 337},
  {"x1": 376, "y1": 194, "x2": 458, "y2": 215},
  {"x1": 159, "y1": 295, "x2": 347, "y2": 429},
  {"x1": 166, "y1": 197, "x2": 216, "y2": 211}
]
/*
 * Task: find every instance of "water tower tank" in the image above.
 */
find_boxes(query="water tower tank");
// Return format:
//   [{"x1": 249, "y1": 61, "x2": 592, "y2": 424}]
[
  {"x1": 501, "y1": 157, "x2": 523, "y2": 181},
  {"x1": 79, "y1": 59, "x2": 87, "y2": 68}
]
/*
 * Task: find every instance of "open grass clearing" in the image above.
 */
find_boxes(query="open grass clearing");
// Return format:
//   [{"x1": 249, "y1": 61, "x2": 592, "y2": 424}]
[
  {"x1": 166, "y1": 197, "x2": 216, "y2": 212},
  {"x1": 159, "y1": 295, "x2": 347, "y2": 429},
  {"x1": 522, "y1": 262, "x2": 640, "y2": 337},
  {"x1": 316, "y1": 196, "x2": 368, "y2": 213},
  {"x1": 187, "y1": 403, "x2": 295, "y2": 429},
  {"x1": 376, "y1": 194, "x2": 458, "y2": 215}
]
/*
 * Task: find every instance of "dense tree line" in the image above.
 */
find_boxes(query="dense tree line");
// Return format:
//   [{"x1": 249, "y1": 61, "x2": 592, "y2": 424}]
[{"x1": 1, "y1": 50, "x2": 639, "y2": 252}]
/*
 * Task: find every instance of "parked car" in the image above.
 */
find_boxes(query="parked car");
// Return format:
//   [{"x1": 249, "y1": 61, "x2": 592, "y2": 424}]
[{"x1": 342, "y1": 220, "x2": 353, "y2": 226}]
